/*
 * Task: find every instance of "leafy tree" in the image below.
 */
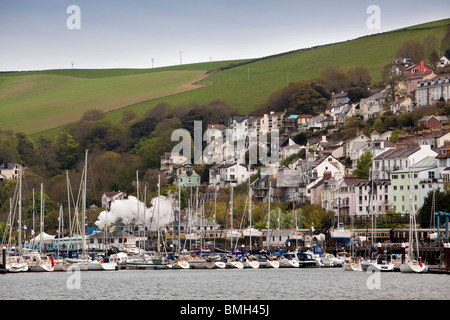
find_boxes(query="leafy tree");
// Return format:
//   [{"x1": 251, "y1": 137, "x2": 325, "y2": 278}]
[
  {"x1": 396, "y1": 40, "x2": 425, "y2": 64},
  {"x1": 354, "y1": 152, "x2": 373, "y2": 180},
  {"x1": 382, "y1": 62, "x2": 407, "y2": 101},
  {"x1": 428, "y1": 50, "x2": 440, "y2": 70},
  {"x1": 254, "y1": 81, "x2": 330, "y2": 116},
  {"x1": 390, "y1": 129, "x2": 406, "y2": 143},
  {"x1": 346, "y1": 67, "x2": 372, "y2": 88},
  {"x1": 299, "y1": 204, "x2": 332, "y2": 230},
  {"x1": 84, "y1": 119, "x2": 130, "y2": 152},
  {"x1": 347, "y1": 86, "x2": 370, "y2": 103},
  {"x1": 418, "y1": 186, "x2": 450, "y2": 228},
  {"x1": 15, "y1": 132, "x2": 36, "y2": 166},
  {"x1": 56, "y1": 130, "x2": 79, "y2": 170},
  {"x1": 80, "y1": 109, "x2": 105, "y2": 122},
  {"x1": 133, "y1": 118, "x2": 186, "y2": 169},
  {"x1": 120, "y1": 110, "x2": 138, "y2": 126}
]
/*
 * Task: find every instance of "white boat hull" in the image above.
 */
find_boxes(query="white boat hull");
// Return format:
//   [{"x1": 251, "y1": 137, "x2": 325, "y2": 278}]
[
  {"x1": 206, "y1": 261, "x2": 226, "y2": 269},
  {"x1": 171, "y1": 260, "x2": 190, "y2": 269},
  {"x1": 88, "y1": 261, "x2": 117, "y2": 271},
  {"x1": 400, "y1": 262, "x2": 429, "y2": 273},
  {"x1": 28, "y1": 263, "x2": 54, "y2": 272},
  {"x1": 227, "y1": 261, "x2": 244, "y2": 269},
  {"x1": 343, "y1": 262, "x2": 362, "y2": 271},
  {"x1": 278, "y1": 259, "x2": 299, "y2": 268},
  {"x1": 242, "y1": 260, "x2": 259, "y2": 269},
  {"x1": 65, "y1": 258, "x2": 90, "y2": 271},
  {"x1": 6, "y1": 263, "x2": 29, "y2": 273},
  {"x1": 261, "y1": 260, "x2": 279, "y2": 268},
  {"x1": 372, "y1": 263, "x2": 395, "y2": 272}
]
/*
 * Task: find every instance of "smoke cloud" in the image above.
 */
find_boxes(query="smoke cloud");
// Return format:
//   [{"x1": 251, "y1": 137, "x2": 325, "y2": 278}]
[{"x1": 94, "y1": 195, "x2": 174, "y2": 229}]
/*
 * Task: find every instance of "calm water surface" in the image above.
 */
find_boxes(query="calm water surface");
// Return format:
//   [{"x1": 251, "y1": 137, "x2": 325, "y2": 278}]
[{"x1": 0, "y1": 268, "x2": 448, "y2": 300}]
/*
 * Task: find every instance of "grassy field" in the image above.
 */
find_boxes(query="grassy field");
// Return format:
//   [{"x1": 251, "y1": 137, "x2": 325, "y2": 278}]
[
  {"x1": 1, "y1": 18, "x2": 449, "y2": 139},
  {"x1": 104, "y1": 18, "x2": 450, "y2": 120}
]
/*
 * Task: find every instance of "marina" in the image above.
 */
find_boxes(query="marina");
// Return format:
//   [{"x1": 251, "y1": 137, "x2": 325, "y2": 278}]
[{"x1": 1, "y1": 267, "x2": 449, "y2": 300}]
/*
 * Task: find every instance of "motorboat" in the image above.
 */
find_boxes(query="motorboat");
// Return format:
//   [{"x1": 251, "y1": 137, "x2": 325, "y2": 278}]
[
  {"x1": 25, "y1": 251, "x2": 54, "y2": 272},
  {"x1": 330, "y1": 224, "x2": 352, "y2": 242},
  {"x1": 183, "y1": 255, "x2": 208, "y2": 269},
  {"x1": 170, "y1": 257, "x2": 190, "y2": 269},
  {"x1": 205, "y1": 255, "x2": 226, "y2": 269},
  {"x1": 296, "y1": 251, "x2": 320, "y2": 268},
  {"x1": 225, "y1": 256, "x2": 244, "y2": 269},
  {"x1": 53, "y1": 257, "x2": 72, "y2": 272},
  {"x1": 242, "y1": 227, "x2": 263, "y2": 238},
  {"x1": 87, "y1": 255, "x2": 117, "y2": 271},
  {"x1": 321, "y1": 253, "x2": 342, "y2": 267},
  {"x1": 258, "y1": 255, "x2": 279, "y2": 268},
  {"x1": 278, "y1": 252, "x2": 299, "y2": 268},
  {"x1": 240, "y1": 255, "x2": 259, "y2": 269},
  {"x1": 342, "y1": 258, "x2": 363, "y2": 271},
  {"x1": 5, "y1": 255, "x2": 28, "y2": 273}
]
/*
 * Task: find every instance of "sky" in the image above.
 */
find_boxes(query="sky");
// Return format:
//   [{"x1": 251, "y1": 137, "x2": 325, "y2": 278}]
[{"x1": 1, "y1": 0, "x2": 449, "y2": 71}]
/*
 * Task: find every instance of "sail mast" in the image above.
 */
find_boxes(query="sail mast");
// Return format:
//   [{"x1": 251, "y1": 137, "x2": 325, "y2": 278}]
[
  {"x1": 18, "y1": 166, "x2": 22, "y2": 252},
  {"x1": 248, "y1": 166, "x2": 252, "y2": 252},
  {"x1": 230, "y1": 185, "x2": 234, "y2": 252},
  {"x1": 82, "y1": 150, "x2": 88, "y2": 254},
  {"x1": 157, "y1": 174, "x2": 161, "y2": 254}
]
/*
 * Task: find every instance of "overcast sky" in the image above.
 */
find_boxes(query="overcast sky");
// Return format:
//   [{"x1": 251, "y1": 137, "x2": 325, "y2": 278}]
[{"x1": 1, "y1": 0, "x2": 449, "y2": 71}]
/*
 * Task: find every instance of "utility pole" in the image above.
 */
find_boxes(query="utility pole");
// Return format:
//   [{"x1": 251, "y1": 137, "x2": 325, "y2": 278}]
[{"x1": 180, "y1": 51, "x2": 183, "y2": 65}]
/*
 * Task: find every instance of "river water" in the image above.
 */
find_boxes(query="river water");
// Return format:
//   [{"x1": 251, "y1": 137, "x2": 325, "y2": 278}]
[{"x1": 1, "y1": 268, "x2": 448, "y2": 300}]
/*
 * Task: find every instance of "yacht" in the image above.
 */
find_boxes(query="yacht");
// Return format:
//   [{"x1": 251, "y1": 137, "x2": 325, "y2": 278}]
[
  {"x1": 278, "y1": 252, "x2": 299, "y2": 268},
  {"x1": 25, "y1": 251, "x2": 54, "y2": 272},
  {"x1": 5, "y1": 255, "x2": 28, "y2": 273}
]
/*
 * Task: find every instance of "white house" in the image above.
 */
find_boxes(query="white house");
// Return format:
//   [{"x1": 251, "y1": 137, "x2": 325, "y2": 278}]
[
  {"x1": 359, "y1": 89, "x2": 388, "y2": 120},
  {"x1": 102, "y1": 191, "x2": 126, "y2": 209},
  {"x1": 440, "y1": 56, "x2": 450, "y2": 68},
  {"x1": 209, "y1": 163, "x2": 251, "y2": 188},
  {"x1": 345, "y1": 133, "x2": 370, "y2": 159},
  {"x1": 372, "y1": 145, "x2": 438, "y2": 180},
  {"x1": 311, "y1": 155, "x2": 345, "y2": 179},
  {"x1": 0, "y1": 163, "x2": 25, "y2": 181}
]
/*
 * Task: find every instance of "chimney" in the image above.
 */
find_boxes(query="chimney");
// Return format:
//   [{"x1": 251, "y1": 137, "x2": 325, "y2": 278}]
[{"x1": 321, "y1": 135, "x2": 327, "y2": 142}]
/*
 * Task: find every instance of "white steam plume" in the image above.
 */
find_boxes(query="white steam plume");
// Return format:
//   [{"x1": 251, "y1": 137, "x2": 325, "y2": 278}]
[{"x1": 94, "y1": 195, "x2": 174, "y2": 229}]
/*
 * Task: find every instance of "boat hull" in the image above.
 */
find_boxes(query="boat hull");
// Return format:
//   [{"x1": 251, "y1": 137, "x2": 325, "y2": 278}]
[
  {"x1": 260, "y1": 260, "x2": 279, "y2": 268},
  {"x1": 278, "y1": 260, "x2": 299, "y2": 268},
  {"x1": 400, "y1": 262, "x2": 429, "y2": 273},
  {"x1": 227, "y1": 261, "x2": 244, "y2": 269},
  {"x1": 242, "y1": 260, "x2": 259, "y2": 269},
  {"x1": 205, "y1": 261, "x2": 226, "y2": 269},
  {"x1": 343, "y1": 262, "x2": 362, "y2": 271},
  {"x1": 171, "y1": 260, "x2": 190, "y2": 269},
  {"x1": 6, "y1": 263, "x2": 29, "y2": 273}
]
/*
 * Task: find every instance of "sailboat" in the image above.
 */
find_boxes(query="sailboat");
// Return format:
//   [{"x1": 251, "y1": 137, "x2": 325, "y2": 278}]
[
  {"x1": 330, "y1": 182, "x2": 352, "y2": 242},
  {"x1": 25, "y1": 182, "x2": 54, "y2": 272},
  {"x1": 429, "y1": 187, "x2": 438, "y2": 241},
  {"x1": 260, "y1": 182, "x2": 279, "y2": 268},
  {"x1": 3, "y1": 186, "x2": 28, "y2": 273},
  {"x1": 278, "y1": 251, "x2": 300, "y2": 268},
  {"x1": 64, "y1": 151, "x2": 91, "y2": 271},
  {"x1": 241, "y1": 173, "x2": 261, "y2": 269},
  {"x1": 400, "y1": 161, "x2": 429, "y2": 273},
  {"x1": 225, "y1": 186, "x2": 242, "y2": 247}
]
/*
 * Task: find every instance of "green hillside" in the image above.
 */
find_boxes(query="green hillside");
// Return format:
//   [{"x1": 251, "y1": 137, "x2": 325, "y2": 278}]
[
  {"x1": 1, "y1": 18, "x2": 449, "y2": 139},
  {"x1": 103, "y1": 18, "x2": 450, "y2": 121}
]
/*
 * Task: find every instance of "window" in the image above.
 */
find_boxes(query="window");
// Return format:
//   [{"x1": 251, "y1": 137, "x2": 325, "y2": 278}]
[{"x1": 428, "y1": 171, "x2": 435, "y2": 179}]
